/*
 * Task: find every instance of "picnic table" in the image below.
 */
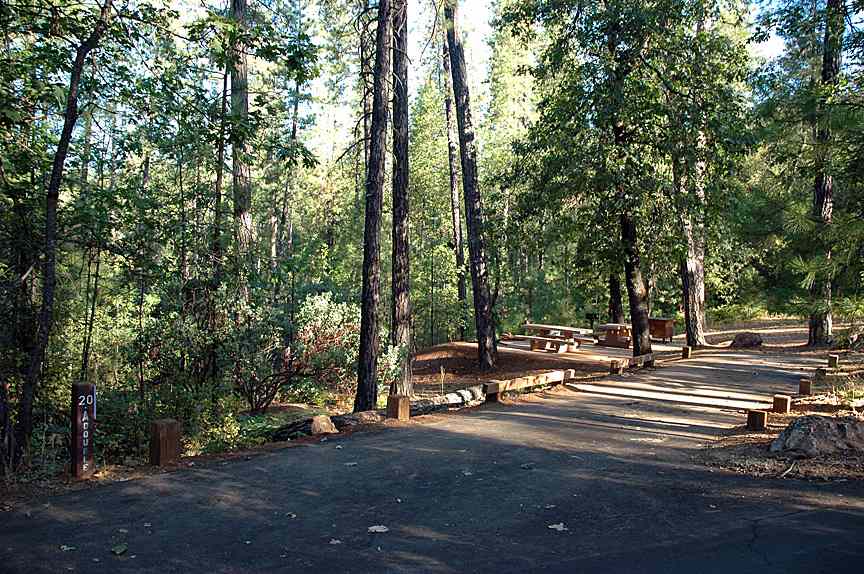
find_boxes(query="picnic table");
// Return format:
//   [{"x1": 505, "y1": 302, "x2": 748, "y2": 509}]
[
  {"x1": 524, "y1": 323, "x2": 594, "y2": 339},
  {"x1": 596, "y1": 323, "x2": 632, "y2": 348},
  {"x1": 506, "y1": 323, "x2": 595, "y2": 353}
]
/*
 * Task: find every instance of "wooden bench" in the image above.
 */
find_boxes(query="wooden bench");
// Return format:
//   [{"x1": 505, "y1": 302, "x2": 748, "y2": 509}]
[{"x1": 521, "y1": 335, "x2": 577, "y2": 353}]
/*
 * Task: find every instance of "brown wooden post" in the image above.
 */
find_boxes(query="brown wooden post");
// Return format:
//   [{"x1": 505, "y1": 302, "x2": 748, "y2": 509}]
[
  {"x1": 682, "y1": 346, "x2": 692, "y2": 359},
  {"x1": 827, "y1": 354, "x2": 839, "y2": 369},
  {"x1": 772, "y1": 395, "x2": 791, "y2": 414},
  {"x1": 386, "y1": 395, "x2": 410, "y2": 421},
  {"x1": 746, "y1": 410, "x2": 767, "y2": 431},
  {"x1": 71, "y1": 383, "x2": 96, "y2": 479},
  {"x1": 150, "y1": 419, "x2": 181, "y2": 467},
  {"x1": 799, "y1": 379, "x2": 813, "y2": 396}
]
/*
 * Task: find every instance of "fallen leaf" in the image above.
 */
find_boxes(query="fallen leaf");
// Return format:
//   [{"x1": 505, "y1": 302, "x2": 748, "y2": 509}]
[
  {"x1": 367, "y1": 525, "x2": 389, "y2": 533},
  {"x1": 547, "y1": 523, "x2": 568, "y2": 532},
  {"x1": 59, "y1": 545, "x2": 76, "y2": 552},
  {"x1": 111, "y1": 543, "x2": 128, "y2": 556}
]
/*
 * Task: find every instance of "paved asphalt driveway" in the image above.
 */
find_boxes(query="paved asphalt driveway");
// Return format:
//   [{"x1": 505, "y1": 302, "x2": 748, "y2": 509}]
[{"x1": 3, "y1": 351, "x2": 863, "y2": 573}]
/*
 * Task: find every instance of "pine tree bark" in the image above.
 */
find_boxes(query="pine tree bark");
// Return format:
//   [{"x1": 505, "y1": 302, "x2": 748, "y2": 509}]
[
  {"x1": 359, "y1": 0, "x2": 372, "y2": 169},
  {"x1": 608, "y1": 272, "x2": 624, "y2": 324},
  {"x1": 17, "y1": 0, "x2": 113, "y2": 464},
  {"x1": 390, "y1": 0, "x2": 411, "y2": 395},
  {"x1": 230, "y1": 0, "x2": 254, "y2": 294},
  {"x1": 620, "y1": 212, "x2": 653, "y2": 357},
  {"x1": 442, "y1": 37, "x2": 467, "y2": 342},
  {"x1": 212, "y1": 69, "x2": 228, "y2": 286},
  {"x1": 808, "y1": 0, "x2": 843, "y2": 346},
  {"x1": 444, "y1": 0, "x2": 496, "y2": 370},
  {"x1": 354, "y1": 0, "x2": 391, "y2": 412}
]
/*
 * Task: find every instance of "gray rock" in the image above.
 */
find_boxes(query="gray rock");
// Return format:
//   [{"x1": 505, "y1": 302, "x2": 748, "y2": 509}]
[
  {"x1": 731, "y1": 332, "x2": 763, "y2": 348},
  {"x1": 770, "y1": 415, "x2": 864, "y2": 458}
]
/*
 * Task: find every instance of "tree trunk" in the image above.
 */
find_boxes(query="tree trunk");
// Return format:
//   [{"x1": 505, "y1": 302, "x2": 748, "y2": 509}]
[
  {"x1": 675, "y1": 155, "x2": 708, "y2": 347},
  {"x1": 442, "y1": 36, "x2": 468, "y2": 342},
  {"x1": 212, "y1": 69, "x2": 228, "y2": 287},
  {"x1": 17, "y1": 0, "x2": 113, "y2": 464},
  {"x1": 608, "y1": 272, "x2": 624, "y2": 324},
  {"x1": 390, "y1": 0, "x2": 412, "y2": 396},
  {"x1": 619, "y1": 212, "x2": 652, "y2": 357},
  {"x1": 231, "y1": 0, "x2": 254, "y2": 295},
  {"x1": 808, "y1": 0, "x2": 843, "y2": 346},
  {"x1": 359, "y1": 0, "x2": 372, "y2": 170},
  {"x1": 354, "y1": 0, "x2": 391, "y2": 412},
  {"x1": 444, "y1": 0, "x2": 496, "y2": 370}
]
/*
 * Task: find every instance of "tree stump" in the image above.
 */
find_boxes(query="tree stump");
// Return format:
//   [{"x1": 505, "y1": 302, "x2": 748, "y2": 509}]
[
  {"x1": 150, "y1": 419, "x2": 181, "y2": 467},
  {"x1": 773, "y1": 395, "x2": 791, "y2": 414},
  {"x1": 387, "y1": 395, "x2": 410, "y2": 421},
  {"x1": 747, "y1": 410, "x2": 768, "y2": 431}
]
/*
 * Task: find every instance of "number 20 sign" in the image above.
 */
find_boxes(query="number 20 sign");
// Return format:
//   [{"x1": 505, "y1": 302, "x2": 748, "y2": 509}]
[{"x1": 71, "y1": 383, "x2": 96, "y2": 479}]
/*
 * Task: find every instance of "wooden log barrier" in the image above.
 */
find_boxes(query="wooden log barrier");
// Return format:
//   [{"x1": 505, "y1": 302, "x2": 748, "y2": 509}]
[
  {"x1": 746, "y1": 410, "x2": 768, "y2": 431},
  {"x1": 772, "y1": 395, "x2": 791, "y2": 414}
]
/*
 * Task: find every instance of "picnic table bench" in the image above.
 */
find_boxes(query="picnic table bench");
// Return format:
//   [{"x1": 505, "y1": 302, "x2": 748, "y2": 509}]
[
  {"x1": 595, "y1": 323, "x2": 632, "y2": 348},
  {"x1": 520, "y1": 335, "x2": 577, "y2": 354}
]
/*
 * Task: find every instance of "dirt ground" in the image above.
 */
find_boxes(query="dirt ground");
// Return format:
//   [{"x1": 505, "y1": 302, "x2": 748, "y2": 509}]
[
  {"x1": 410, "y1": 341, "x2": 611, "y2": 397},
  {"x1": 696, "y1": 410, "x2": 864, "y2": 481}
]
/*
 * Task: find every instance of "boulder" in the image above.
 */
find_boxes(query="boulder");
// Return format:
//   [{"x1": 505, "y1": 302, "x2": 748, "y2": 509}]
[
  {"x1": 310, "y1": 415, "x2": 338, "y2": 435},
  {"x1": 769, "y1": 415, "x2": 864, "y2": 458},
  {"x1": 731, "y1": 332, "x2": 763, "y2": 348}
]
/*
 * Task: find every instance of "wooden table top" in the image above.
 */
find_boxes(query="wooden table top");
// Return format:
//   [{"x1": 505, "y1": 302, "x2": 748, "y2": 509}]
[{"x1": 524, "y1": 323, "x2": 593, "y2": 334}]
